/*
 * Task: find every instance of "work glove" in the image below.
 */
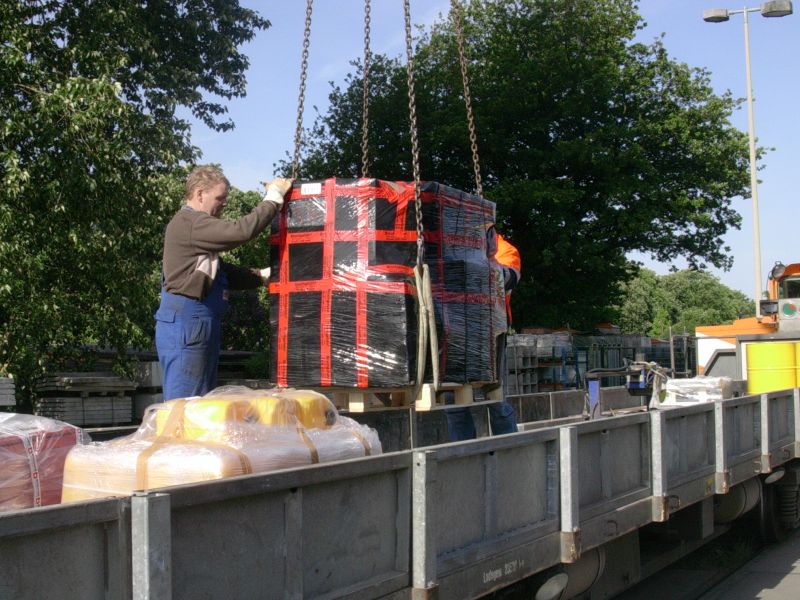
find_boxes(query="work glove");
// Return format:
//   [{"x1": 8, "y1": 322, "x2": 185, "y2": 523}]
[
  {"x1": 262, "y1": 178, "x2": 293, "y2": 206},
  {"x1": 258, "y1": 267, "x2": 271, "y2": 286}
]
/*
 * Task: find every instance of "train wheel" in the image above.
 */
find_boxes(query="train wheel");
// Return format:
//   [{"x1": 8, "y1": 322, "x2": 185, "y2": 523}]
[
  {"x1": 759, "y1": 475, "x2": 787, "y2": 543},
  {"x1": 759, "y1": 464, "x2": 800, "y2": 543}
]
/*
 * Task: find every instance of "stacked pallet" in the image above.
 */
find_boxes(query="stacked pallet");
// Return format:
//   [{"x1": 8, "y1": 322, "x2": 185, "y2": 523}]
[
  {"x1": 507, "y1": 336, "x2": 538, "y2": 397},
  {"x1": 34, "y1": 372, "x2": 135, "y2": 426},
  {"x1": 133, "y1": 361, "x2": 164, "y2": 420},
  {"x1": 0, "y1": 378, "x2": 14, "y2": 407}
]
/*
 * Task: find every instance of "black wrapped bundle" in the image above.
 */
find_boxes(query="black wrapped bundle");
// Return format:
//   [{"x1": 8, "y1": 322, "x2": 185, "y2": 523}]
[{"x1": 269, "y1": 178, "x2": 506, "y2": 388}]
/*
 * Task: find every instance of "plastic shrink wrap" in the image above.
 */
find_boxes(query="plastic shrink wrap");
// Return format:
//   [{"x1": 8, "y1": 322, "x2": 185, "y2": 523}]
[
  {"x1": 0, "y1": 413, "x2": 87, "y2": 512},
  {"x1": 269, "y1": 178, "x2": 507, "y2": 389},
  {"x1": 663, "y1": 376, "x2": 733, "y2": 405},
  {"x1": 61, "y1": 386, "x2": 381, "y2": 502}
]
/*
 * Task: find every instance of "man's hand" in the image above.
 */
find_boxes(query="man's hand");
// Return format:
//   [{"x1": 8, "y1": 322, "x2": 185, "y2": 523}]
[
  {"x1": 259, "y1": 267, "x2": 271, "y2": 286},
  {"x1": 262, "y1": 178, "x2": 293, "y2": 206}
]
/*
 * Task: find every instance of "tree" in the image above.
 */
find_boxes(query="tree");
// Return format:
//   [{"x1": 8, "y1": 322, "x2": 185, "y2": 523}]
[
  {"x1": 291, "y1": 0, "x2": 751, "y2": 329},
  {"x1": 0, "y1": 1, "x2": 268, "y2": 404},
  {"x1": 220, "y1": 187, "x2": 271, "y2": 356},
  {"x1": 616, "y1": 268, "x2": 753, "y2": 338},
  {"x1": 615, "y1": 268, "x2": 661, "y2": 335}
]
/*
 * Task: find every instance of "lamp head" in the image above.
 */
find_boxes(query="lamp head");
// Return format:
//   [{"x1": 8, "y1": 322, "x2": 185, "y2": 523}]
[
  {"x1": 770, "y1": 261, "x2": 787, "y2": 280},
  {"x1": 703, "y1": 8, "x2": 730, "y2": 21},
  {"x1": 761, "y1": 1, "x2": 793, "y2": 17}
]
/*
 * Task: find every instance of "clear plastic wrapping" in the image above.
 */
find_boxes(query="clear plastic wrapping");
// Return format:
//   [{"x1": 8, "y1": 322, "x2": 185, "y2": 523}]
[
  {"x1": 269, "y1": 178, "x2": 506, "y2": 388},
  {"x1": 61, "y1": 386, "x2": 382, "y2": 502},
  {"x1": 663, "y1": 376, "x2": 733, "y2": 405},
  {"x1": 0, "y1": 413, "x2": 87, "y2": 512}
]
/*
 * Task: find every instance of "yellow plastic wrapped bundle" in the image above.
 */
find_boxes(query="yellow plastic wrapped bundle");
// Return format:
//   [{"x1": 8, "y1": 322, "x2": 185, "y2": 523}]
[{"x1": 61, "y1": 386, "x2": 381, "y2": 502}]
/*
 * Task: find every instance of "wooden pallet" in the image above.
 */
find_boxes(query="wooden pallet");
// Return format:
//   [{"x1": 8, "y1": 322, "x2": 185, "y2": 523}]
[
  {"x1": 34, "y1": 372, "x2": 135, "y2": 393},
  {"x1": 0, "y1": 378, "x2": 14, "y2": 406},
  {"x1": 35, "y1": 394, "x2": 133, "y2": 426},
  {"x1": 329, "y1": 381, "x2": 502, "y2": 413}
]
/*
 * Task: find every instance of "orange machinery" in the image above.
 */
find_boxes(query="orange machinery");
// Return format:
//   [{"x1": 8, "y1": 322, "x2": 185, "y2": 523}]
[{"x1": 696, "y1": 262, "x2": 800, "y2": 393}]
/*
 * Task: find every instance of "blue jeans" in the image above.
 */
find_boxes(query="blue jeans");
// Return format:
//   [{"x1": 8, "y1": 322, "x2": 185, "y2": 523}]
[
  {"x1": 445, "y1": 401, "x2": 518, "y2": 441},
  {"x1": 445, "y1": 333, "x2": 518, "y2": 441},
  {"x1": 155, "y1": 272, "x2": 228, "y2": 400}
]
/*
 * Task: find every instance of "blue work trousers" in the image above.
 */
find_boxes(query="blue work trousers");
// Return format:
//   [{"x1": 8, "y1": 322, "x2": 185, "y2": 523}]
[
  {"x1": 155, "y1": 272, "x2": 228, "y2": 400},
  {"x1": 445, "y1": 333, "x2": 518, "y2": 441}
]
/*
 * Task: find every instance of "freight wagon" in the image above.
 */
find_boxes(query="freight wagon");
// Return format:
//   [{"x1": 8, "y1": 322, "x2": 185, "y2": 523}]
[{"x1": 2, "y1": 384, "x2": 800, "y2": 600}]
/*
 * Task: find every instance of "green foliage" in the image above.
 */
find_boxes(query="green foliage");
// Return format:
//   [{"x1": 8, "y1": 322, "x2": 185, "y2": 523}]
[
  {"x1": 288, "y1": 0, "x2": 751, "y2": 329},
  {"x1": 616, "y1": 268, "x2": 754, "y2": 337},
  {"x1": 220, "y1": 188, "x2": 271, "y2": 353},
  {"x1": 0, "y1": 1, "x2": 268, "y2": 404}
]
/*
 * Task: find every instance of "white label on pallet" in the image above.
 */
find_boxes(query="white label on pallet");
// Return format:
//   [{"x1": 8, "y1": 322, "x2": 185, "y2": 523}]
[{"x1": 300, "y1": 182, "x2": 322, "y2": 196}]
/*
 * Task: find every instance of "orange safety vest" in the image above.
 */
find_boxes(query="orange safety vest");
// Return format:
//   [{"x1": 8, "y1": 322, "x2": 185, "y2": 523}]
[{"x1": 495, "y1": 234, "x2": 521, "y2": 324}]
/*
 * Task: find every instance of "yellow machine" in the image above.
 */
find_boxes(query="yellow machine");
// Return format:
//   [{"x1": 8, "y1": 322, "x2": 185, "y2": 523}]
[{"x1": 697, "y1": 262, "x2": 800, "y2": 393}]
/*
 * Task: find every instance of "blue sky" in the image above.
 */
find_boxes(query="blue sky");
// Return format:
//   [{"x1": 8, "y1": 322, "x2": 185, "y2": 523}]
[{"x1": 190, "y1": 1, "x2": 799, "y2": 298}]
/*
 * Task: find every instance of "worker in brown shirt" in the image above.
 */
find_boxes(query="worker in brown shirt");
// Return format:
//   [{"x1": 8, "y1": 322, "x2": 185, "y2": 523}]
[{"x1": 155, "y1": 165, "x2": 292, "y2": 399}]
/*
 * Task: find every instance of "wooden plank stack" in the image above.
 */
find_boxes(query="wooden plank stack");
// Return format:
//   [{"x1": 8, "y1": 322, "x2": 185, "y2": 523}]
[
  {"x1": 0, "y1": 378, "x2": 14, "y2": 407},
  {"x1": 34, "y1": 372, "x2": 135, "y2": 426}
]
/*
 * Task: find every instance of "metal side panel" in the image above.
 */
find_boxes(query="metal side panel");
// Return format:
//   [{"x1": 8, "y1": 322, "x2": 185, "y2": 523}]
[
  {"x1": 599, "y1": 386, "x2": 644, "y2": 413},
  {"x1": 154, "y1": 452, "x2": 412, "y2": 600},
  {"x1": 573, "y1": 413, "x2": 653, "y2": 552},
  {"x1": 0, "y1": 498, "x2": 131, "y2": 600},
  {"x1": 651, "y1": 404, "x2": 716, "y2": 518},
  {"x1": 550, "y1": 390, "x2": 586, "y2": 419},
  {"x1": 414, "y1": 429, "x2": 561, "y2": 599},
  {"x1": 579, "y1": 495, "x2": 654, "y2": 550},
  {"x1": 715, "y1": 396, "x2": 763, "y2": 492},
  {"x1": 435, "y1": 531, "x2": 561, "y2": 600},
  {"x1": 763, "y1": 390, "x2": 796, "y2": 468}
]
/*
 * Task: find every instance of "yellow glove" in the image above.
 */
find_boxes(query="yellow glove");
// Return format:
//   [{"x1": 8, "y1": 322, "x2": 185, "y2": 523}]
[{"x1": 258, "y1": 267, "x2": 271, "y2": 286}]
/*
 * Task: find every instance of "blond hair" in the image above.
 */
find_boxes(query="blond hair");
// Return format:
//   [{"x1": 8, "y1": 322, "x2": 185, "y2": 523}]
[{"x1": 185, "y1": 165, "x2": 230, "y2": 201}]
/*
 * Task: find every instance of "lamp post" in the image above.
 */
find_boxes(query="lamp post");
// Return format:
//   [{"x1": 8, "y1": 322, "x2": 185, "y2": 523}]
[{"x1": 703, "y1": 1, "x2": 793, "y2": 319}]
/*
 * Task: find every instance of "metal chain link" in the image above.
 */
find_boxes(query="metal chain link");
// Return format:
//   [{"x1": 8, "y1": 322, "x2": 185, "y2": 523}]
[
  {"x1": 291, "y1": 0, "x2": 314, "y2": 180},
  {"x1": 360, "y1": 0, "x2": 372, "y2": 178},
  {"x1": 403, "y1": 0, "x2": 424, "y2": 267},
  {"x1": 450, "y1": 0, "x2": 483, "y2": 197}
]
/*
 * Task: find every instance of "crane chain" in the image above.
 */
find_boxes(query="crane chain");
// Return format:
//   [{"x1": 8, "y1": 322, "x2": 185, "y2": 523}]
[
  {"x1": 450, "y1": 0, "x2": 483, "y2": 198},
  {"x1": 361, "y1": 0, "x2": 372, "y2": 178},
  {"x1": 403, "y1": 0, "x2": 423, "y2": 267},
  {"x1": 291, "y1": 0, "x2": 314, "y2": 181}
]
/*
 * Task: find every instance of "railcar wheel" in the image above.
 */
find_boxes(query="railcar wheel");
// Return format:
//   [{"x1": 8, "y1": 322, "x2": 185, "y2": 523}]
[{"x1": 761, "y1": 464, "x2": 800, "y2": 543}]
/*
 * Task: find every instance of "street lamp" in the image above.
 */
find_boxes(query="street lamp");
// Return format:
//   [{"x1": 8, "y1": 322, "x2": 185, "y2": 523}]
[{"x1": 703, "y1": 1, "x2": 793, "y2": 318}]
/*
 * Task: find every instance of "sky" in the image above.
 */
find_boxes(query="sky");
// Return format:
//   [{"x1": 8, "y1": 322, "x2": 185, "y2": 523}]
[{"x1": 189, "y1": 1, "x2": 799, "y2": 299}]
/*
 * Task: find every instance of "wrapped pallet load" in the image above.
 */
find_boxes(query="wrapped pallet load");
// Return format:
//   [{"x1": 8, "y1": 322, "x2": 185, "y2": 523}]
[
  {"x1": 61, "y1": 386, "x2": 381, "y2": 502},
  {"x1": 662, "y1": 376, "x2": 733, "y2": 405},
  {"x1": 269, "y1": 178, "x2": 506, "y2": 388},
  {"x1": 0, "y1": 413, "x2": 87, "y2": 511}
]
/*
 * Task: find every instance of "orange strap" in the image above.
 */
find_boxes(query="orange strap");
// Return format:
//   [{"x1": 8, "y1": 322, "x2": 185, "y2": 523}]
[
  {"x1": 135, "y1": 400, "x2": 253, "y2": 490},
  {"x1": 351, "y1": 429, "x2": 372, "y2": 456},
  {"x1": 296, "y1": 427, "x2": 320, "y2": 464}
]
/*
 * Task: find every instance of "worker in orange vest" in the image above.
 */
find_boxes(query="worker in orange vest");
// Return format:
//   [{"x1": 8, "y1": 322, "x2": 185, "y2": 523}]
[
  {"x1": 496, "y1": 232, "x2": 521, "y2": 324},
  {"x1": 445, "y1": 225, "x2": 520, "y2": 440}
]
